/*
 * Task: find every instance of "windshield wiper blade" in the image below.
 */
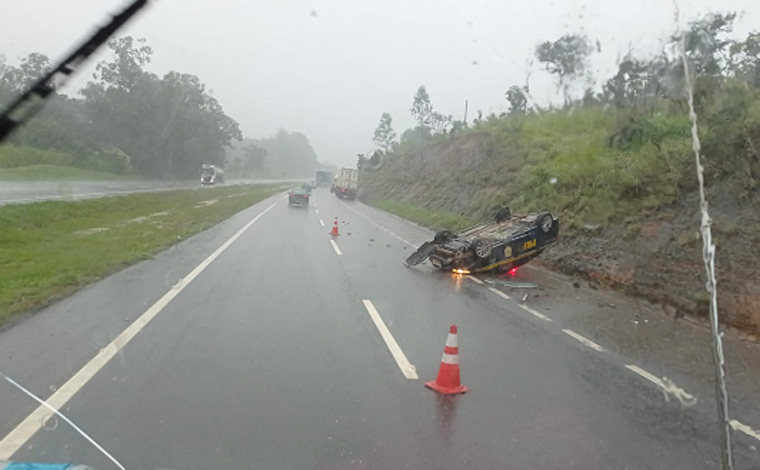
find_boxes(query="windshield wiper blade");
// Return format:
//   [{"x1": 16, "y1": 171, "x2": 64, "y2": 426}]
[{"x1": 0, "y1": 0, "x2": 150, "y2": 143}]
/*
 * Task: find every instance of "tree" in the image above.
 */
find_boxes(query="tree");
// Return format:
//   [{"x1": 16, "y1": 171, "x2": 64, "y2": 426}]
[
  {"x1": 240, "y1": 144, "x2": 267, "y2": 173},
  {"x1": 602, "y1": 57, "x2": 652, "y2": 109},
  {"x1": 730, "y1": 32, "x2": 760, "y2": 87},
  {"x1": 677, "y1": 12, "x2": 736, "y2": 78},
  {"x1": 535, "y1": 33, "x2": 593, "y2": 104},
  {"x1": 80, "y1": 37, "x2": 241, "y2": 178},
  {"x1": 94, "y1": 37, "x2": 153, "y2": 91},
  {"x1": 410, "y1": 86, "x2": 434, "y2": 131},
  {"x1": 505, "y1": 85, "x2": 528, "y2": 114},
  {"x1": 373, "y1": 113, "x2": 397, "y2": 153},
  {"x1": 18, "y1": 53, "x2": 51, "y2": 88},
  {"x1": 430, "y1": 111, "x2": 453, "y2": 134},
  {"x1": 357, "y1": 153, "x2": 367, "y2": 171}
]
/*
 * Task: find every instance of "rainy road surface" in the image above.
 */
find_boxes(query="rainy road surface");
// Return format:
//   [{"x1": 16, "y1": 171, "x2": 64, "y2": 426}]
[
  {"x1": 1, "y1": 187, "x2": 760, "y2": 470},
  {"x1": 0, "y1": 179, "x2": 300, "y2": 205}
]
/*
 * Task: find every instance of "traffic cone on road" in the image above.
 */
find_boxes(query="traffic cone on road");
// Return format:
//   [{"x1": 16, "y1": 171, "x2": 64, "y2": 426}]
[
  {"x1": 426, "y1": 325, "x2": 469, "y2": 395},
  {"x1": 330, "y1": 217, "x2": 340, "y2": 236}
]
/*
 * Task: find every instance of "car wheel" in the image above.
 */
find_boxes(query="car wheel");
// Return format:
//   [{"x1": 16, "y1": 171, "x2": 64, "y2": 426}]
[
  {"x1": 535, "y1": 212, "x2": 553, "y2": 234},
  {"x1": 473, "y1": 238, "x2": 493, "y2": 259}
]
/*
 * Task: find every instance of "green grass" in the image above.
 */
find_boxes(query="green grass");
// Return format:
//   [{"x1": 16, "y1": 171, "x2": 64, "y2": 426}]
[
  {"x1": 0, "y1": 183, "x2": 281, "y2": 324},
  {"x1": 369, "y1": 199, "x2": 476, "y2": 232},
  {"x1": 0, "y1": 165, "x2": 142, "y2": 181}
]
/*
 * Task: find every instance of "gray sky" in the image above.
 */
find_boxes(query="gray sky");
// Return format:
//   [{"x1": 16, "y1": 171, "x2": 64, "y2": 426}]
[{"x1": 1, "y1": 0, "x2": 758, "y2": 167}]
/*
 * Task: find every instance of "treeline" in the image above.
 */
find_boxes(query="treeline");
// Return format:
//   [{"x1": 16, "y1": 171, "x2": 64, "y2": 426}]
[
  {"x1": 0, "y1": 37, "x2": 237, "y2": 178},
  {"x1": 368, "y1": 12, "x2": 760, "y2": 191},
  {"x1": 225, "y1": 129, "x2": 320, "y2": 178}
]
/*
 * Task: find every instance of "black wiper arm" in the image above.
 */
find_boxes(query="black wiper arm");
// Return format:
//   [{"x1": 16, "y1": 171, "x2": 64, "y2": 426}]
[{"x1": 0, "y1": 0, "x2": 150, "y2": 143}]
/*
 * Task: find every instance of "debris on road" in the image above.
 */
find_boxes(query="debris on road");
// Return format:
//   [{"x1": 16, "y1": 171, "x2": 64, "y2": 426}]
[{"x1": 573, "y1": 282, "x2": 581, "y2": 288}]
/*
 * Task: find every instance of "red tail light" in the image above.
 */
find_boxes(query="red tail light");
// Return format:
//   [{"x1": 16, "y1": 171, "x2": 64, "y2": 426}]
[{"x1": 508, "y1": 267, "x2": 519, "y2": 275}]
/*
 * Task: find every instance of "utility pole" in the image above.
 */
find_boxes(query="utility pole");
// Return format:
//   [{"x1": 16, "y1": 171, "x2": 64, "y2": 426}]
[{"x1": 463, "y1": 100, "x2": 469, "y2": 127}]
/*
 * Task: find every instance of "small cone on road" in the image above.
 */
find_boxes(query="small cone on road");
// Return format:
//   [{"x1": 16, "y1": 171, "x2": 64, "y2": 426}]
[
  {"x1": 330, "y1": 217, "x2": 340, "y2": 236},
  {"x1": 426, "y1": 325, "x2": 469, "y2": 395}
]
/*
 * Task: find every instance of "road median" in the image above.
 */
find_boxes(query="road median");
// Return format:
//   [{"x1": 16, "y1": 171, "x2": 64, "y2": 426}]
[{"x1": 0, "y1": 183, "x2": 283, "y2": 325}]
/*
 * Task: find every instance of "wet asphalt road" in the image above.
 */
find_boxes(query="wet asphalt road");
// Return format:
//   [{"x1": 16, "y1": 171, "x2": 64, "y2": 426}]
[
  {"x1": 0, "y1": 179, "x2": 299, "y2": 205},
  {"x1": 1, "y1": 187, "x2": 759, "y2": 469}
]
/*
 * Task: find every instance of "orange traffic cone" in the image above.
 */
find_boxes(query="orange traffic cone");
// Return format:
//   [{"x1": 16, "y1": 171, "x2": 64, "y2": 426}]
[
  {"x1": 426, "y1": 325, "x2": 469, "y2": 395},
  {"x1": 330, "y1": 217, "x2": 340, "y2": 236}
]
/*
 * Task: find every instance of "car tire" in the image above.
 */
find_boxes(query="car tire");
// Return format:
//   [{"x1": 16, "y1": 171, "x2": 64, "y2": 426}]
[
  {"x1": 535, "y1": 212, "x2": 554, "y2": 234},
  {"x1": 472, "y1": 238, "x2": 493, "y2": 259}
]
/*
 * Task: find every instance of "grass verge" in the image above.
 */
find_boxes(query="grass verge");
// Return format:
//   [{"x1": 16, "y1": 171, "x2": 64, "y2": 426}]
[
  {"x1": 0, "y1": 183, "x2": 281, "y2": 325},
  {"x1": 0, "y1": 164, "x2": 142, "y2": 181},
  {"x1": 368, "y1": 199, "x2": 476, "y2": 232}
]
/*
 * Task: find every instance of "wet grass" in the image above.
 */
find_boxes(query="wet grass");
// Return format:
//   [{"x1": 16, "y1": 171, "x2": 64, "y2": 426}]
[
  {"x1": 0, "y1": 164, "x2": 141, "y2": 181},
  {"x1": 369, "y1": 199, "x2": 475, "y2": 232},
  {"x1": 0, "y1": 183, "x2": 281, "y2": 325}
]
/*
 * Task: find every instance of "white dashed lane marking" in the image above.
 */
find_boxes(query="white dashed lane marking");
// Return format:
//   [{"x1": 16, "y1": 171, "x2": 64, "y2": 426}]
[
  {"x1": 466, "y1": 276, "x2": 484, "y2": 285},
  {"x1": 562, "y1": 329, "x2": 605, "y2": 352},
  {"x1": 731, "y1": 420, "x2": 760, "y2": 442},
  {"x1": 347, "y1": 197, "x2": 760, "y2": 441},
  {"x1": 488, "y1": 287, "x2": 511, "y2": 300},
  {"x1": 315, "y1": 209, "x2": 319, "y2": 214},
  {"x1": 330, "y1": 239, "x2": 342, "y2": 255},
  {"x1": 319, "y1": 219, "x2": 325, "y2": 227},
  {"x1": 362, "y1": 300, "x2": 418, "y2": 379},
  {"x1": 624, "y1": 364, "x2": 699, "y2": 408},
  {"x1": 518, "y1": 304, "x2": 552, "y2": 322}
]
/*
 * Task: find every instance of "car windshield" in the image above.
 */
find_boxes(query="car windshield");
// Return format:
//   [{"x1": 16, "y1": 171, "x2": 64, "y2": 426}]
[{"x1": 2, "y1": 1, "x2": 760, "y2": 470}]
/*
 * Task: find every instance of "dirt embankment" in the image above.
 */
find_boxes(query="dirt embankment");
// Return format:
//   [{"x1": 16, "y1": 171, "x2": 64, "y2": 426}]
[{"x1": 360, "y1": 134, "x2": 760, "y2": 335}]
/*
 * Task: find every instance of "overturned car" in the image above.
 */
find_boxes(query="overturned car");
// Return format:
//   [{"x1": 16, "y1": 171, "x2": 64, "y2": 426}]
[{"x1": 405, "y1": 207, "x2": 559, "y2": 274}]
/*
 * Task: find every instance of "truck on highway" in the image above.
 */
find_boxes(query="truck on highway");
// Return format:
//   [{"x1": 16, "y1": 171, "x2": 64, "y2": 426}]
[
  {"x1": 333, "y1": 168, "x2": 359, "y2": 200},
  {"x1": 315, "y1": 170, "x2": 333, "y2": 187},
  {"x1": 200, "y1": 164, "x2": 225, "y2": 185}
]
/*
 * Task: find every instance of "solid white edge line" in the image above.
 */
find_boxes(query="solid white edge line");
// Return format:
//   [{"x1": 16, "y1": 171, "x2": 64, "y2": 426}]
[
  {"x1": 0, "y1": 202, "x2": 278, "y2": 460},
  {"x1": 488, "y1": 287, "x2": 511, "y2": 300},
  {"x1": 518, "y1": 304, "x2": 553, "y2": 322},
  {"x1": 319, "y1": 219, "x2": 325, "y2": 227},
  {"x1": 330, "y1": 239, "x2": 343, "y2": 255},
  {"x1": 466, "y1": 275, "x2": 484, "y2": 285},
  {"x1": 731, "y1": 419, "x2": 760, "y2": 442},
  {"x1": 562, "y1": 329, "x2": 605, "y2": 352},
  {"x1": 362, "y1": 300, "x2": 418, "y2": 379}
]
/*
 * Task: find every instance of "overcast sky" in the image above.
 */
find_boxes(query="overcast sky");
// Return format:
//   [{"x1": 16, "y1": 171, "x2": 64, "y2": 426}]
[{"x1": 1, "y1": 0, "x2": 758, "y2": 167}]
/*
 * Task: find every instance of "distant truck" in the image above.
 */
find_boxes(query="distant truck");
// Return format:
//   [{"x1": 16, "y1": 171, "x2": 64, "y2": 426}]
[
  {"x1": 333, "y1": 168, "x2": 359, "y2": 200},
  {"x1": 201, "y1": 164, "x2": 225, "y2": 185},
  {"x1": 315, "y1": 170, "x2": 333, "y2": 187}
]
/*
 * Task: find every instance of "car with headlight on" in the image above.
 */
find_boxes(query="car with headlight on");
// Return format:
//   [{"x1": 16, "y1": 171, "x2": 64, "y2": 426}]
[{"x1": 405, "y1": 207, "x2": 559, "y2": 274}]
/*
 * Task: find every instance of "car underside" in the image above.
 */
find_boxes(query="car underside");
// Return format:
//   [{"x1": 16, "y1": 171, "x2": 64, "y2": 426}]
[{"x1": 405, "y1": 208, "x2": 559, "y2": 274}]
